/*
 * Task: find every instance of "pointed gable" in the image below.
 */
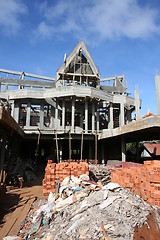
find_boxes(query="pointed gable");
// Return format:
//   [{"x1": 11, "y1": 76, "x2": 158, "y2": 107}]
[{"x1": 56, "y1": 41, "x2": 100, "y2": 85}]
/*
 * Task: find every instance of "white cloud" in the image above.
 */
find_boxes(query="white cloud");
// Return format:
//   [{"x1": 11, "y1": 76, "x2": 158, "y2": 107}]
[
  {"x1": 0, "y1": 0, "x2": 27, "y2": 34},
  {"x1": 34, "y1": 0, "x2": 160, "y2": 43}
]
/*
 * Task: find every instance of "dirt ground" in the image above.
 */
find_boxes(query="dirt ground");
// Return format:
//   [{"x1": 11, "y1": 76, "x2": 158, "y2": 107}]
[{"x1": 0, "y1": 164, "x2": 46, "y2": 239}]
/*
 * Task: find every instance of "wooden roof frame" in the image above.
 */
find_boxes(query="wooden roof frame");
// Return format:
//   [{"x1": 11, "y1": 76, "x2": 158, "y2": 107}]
[{"x1": 56, "y1": 41, "x2": 100, "y2": 80}]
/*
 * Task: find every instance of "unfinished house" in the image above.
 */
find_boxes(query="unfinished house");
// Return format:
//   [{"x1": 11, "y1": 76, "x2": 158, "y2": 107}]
[{"x1": 0, "y1": 41, "x2": 141, "y2": 164}]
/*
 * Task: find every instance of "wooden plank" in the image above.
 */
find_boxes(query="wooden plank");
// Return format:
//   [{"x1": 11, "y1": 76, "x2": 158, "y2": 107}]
[
  {"x1": 0, "y1": 198, "x2": 29, "y2": 239},
  {"x1": 8, "y1": 197, "x2": 35, "y2": 236}
]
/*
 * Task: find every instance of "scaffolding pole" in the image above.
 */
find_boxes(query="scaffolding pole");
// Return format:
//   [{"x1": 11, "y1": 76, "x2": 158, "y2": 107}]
[
  {"x1": 81, "y1": 129, "x2": 84, "y2": 161},
  {"x1": 55, "y1": 130, "x2": 59, "y2": 163},
  {"x1": 69, "y1": 129, "x2": 71, "y2": 162},
  {"x1": 95, "y1": 130, "x2": 98, "y2": 165}
]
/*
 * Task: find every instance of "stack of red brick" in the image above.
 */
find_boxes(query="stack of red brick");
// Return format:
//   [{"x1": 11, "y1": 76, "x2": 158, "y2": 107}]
[
  {"x1": 111, "y1": 160, "x2": 160, "y2": 207},
  {"x1": 43, "y1": 160, "x2": 89, "y2": 196}
]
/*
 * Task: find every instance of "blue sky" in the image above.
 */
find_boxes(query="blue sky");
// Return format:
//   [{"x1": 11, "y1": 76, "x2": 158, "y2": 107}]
[{"x1": 0, "y1": 0, "x2": 160, "y2": 116}]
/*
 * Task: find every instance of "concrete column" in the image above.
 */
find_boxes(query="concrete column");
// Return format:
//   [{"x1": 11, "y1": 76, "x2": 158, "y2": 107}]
[
  {"x1": 85, "y1": 99, "x2": 88, "y2": 133},
  {"x1": 108, "y1": 103, "x2": 113, "y2": 129},
  {"x1": 96, "y1": 103, "x2": 99, "y2": 133},
  {"x1": 71, "y1": 98, "x2": 75, "y2": 132},
  {"x1": 55, "y1": 98, "x2": 58, "y2": 129},
  {"x1": 92, "y1": 100, "x2": 95, "y2": 132},
  {"x1": 155, "y1": 75, "x2": 160, "y2": 115},
  {"x1": 60, "y1": 141, "x2": 62, "y2": 162},
  {"x1": 135, "y1": 89, "x2": 140, "y2": 120},
  {"x1": 120, "y1": 102, "x2": 124, "y2": 126},
  {"x1": 62, "y1": 99, "x2": 65, "y2": 130},
  {"x1": 5, "y1": 84, "x2": 8, "y2": 91},
  {"x1": 40, "y1": 103, "x2": 44, "y2": 128},
  {"x1": 121, "y1": 136, "x2": 126, "y2": 162},
  {"x1": 26, "y1": 102, "x2": 31, "y2": 127},
  {"x1": 10, "y1": 100, "x2": 14, "y2": 118},
  {"x1": 14, "y1": 102, "x2": 19, "y2": 123},
  {"x1": 50, "y1": 106, "x2": 54, "y2": 128}
]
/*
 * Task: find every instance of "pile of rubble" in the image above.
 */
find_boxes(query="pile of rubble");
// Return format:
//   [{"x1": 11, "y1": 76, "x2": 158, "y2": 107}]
[
  {"x1": 8, "y1": 177, "x2": 158, "y2": 239},
  {"x1": 40, "y1": 183, "x2": 160, "y2": 240},
  {"x1": 89, "y1": 164, "x2": 112, "y2": 185},
  {"x1": 3, "y1": 161, "x2": 160, "y2": 240}
]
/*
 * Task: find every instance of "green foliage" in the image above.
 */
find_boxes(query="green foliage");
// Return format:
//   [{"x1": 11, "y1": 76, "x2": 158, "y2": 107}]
[{"x1": 126, "y1": 142, "x2": 143, "y2": 151}]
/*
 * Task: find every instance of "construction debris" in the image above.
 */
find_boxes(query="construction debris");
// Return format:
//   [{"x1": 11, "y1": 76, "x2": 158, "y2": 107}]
[
  {"x1": 2, "y1": 161, "x2": 160, "y2": 239},
  {"x1": 6, "y1": 174, "x2": 158, "y2": 240},
  {"x1": 89, "y1": 164, "x2": 112, "y2": 185}
]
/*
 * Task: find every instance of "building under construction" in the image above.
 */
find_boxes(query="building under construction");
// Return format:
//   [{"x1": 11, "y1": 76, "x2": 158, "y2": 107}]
[{"x1": 2, "y1": 41, "x2": 160, "y2": 168}]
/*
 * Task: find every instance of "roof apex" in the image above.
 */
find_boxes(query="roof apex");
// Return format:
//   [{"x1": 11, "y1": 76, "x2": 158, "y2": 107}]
[{"x1": 57, "y1": 41, "x2": 99, "y2": 78}]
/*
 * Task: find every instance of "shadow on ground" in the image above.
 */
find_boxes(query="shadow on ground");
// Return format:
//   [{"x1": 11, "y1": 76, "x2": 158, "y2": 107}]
[{"x1": 0, "y1": 192, "x2": 20, "y2": 228}]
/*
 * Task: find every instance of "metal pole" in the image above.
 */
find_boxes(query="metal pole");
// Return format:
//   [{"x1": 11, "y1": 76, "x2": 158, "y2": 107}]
[
  {"x1": 55, "y1": 130, "x2": 59, "y2": 163},
  {"x1": 95, "y1": 130, "x2": 98, "y2": 165},
  {"x1": 69, "y1": 129, "x2": 71, "y2": 162},
  {"x1": 81, "y1": 130, "x2": 84, "y2": 161}
]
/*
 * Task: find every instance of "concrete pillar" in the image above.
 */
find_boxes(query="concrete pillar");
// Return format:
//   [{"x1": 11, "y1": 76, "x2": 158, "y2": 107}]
[
  {"x1": 40, "y1": 103, "x2": 44, "y2": 128},
  {"x1": 92, "y1": 100, "x2": 95, "y2": 132},
  {"x1": 10, "y1": 100, "x2": 14, "y2": 118},
  {"x1": 108, "y1": 103, "x2": 113, "y2": 129},
  {"x1": 155, "y1": 75, "x2": 160, "y2": 115},
  {"x1": 60, "y1": 141, "x2": 62, "y2": 162},
  {"x1": 14, "y1": 102, "x2": 19, "y2": 123},
  {"x1": 71, "y1": 98, "x2": 75, "y2": 132},
  {"x1": 50, "y1": 106, "x2": 54, "y2": 128},
  {"x1": 135, "y1": 89, "x2": 140, "y2": 120},
  {"x1": 26, "y1": 102, "x2": 31, "y2": 127},
  {"x1": 55, "y1": 98, "x2": 58, "y2": 129},
  {"x1": 5, "y1": 84, "x2": 8, "y2": 91},
  {"x1": 120, "y1": 102, "x2": 124, "y2": 126},
  {"x1": 62, "y1": 99, "x2": 65, "y2": 130},
  {"x1": 121, "y1": 136, "x2": 126, "y2": 162},
  {"x1": 85, "y1": 99, "x2": 88, "y2": 133}
]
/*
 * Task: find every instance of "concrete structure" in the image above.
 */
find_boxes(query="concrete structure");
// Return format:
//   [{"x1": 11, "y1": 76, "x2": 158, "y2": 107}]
[{"x1": 0, "y1": 41, "x2": 142, "y2": 163}]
